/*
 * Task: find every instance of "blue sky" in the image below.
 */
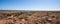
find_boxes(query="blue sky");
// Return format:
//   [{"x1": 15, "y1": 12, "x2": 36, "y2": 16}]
[{"x1": 0, "y1": 0, "x2": 60, "y2": 11}]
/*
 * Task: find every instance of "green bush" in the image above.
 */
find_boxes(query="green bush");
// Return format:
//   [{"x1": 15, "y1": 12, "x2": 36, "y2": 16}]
[{"x1": 17, "y1": 15, "x2": 27, "y2": 19}]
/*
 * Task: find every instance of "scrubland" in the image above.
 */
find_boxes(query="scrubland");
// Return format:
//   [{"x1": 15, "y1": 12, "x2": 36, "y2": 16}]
[{"x1": 0, "y1": 11, "x2": 60, "y2": 24}]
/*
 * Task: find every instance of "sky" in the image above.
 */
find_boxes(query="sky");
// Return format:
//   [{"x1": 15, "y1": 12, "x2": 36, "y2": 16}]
[{"x1": 0, "y1": 0, "x2": 60, "y2": 11}]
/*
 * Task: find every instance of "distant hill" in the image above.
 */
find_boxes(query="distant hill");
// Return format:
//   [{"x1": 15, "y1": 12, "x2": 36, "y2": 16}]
[{"x1": 0, "y1": 10, "x2": 33, "y2": 12}]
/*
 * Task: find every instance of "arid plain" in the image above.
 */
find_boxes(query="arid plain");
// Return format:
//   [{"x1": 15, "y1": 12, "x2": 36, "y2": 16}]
[{"x1": 0, "y1": 11, "x2": 60, "y2": 24}]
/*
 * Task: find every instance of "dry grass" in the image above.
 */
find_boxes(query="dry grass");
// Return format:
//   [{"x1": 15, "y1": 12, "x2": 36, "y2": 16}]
[{"x1": 0, "y1": 11, "x2": 60, "y2": 24}]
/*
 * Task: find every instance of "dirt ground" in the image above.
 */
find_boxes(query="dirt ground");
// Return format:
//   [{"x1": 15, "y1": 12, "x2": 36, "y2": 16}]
[{"x1": 0, "y1": 11, "x2": 60, "y2": 24}]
